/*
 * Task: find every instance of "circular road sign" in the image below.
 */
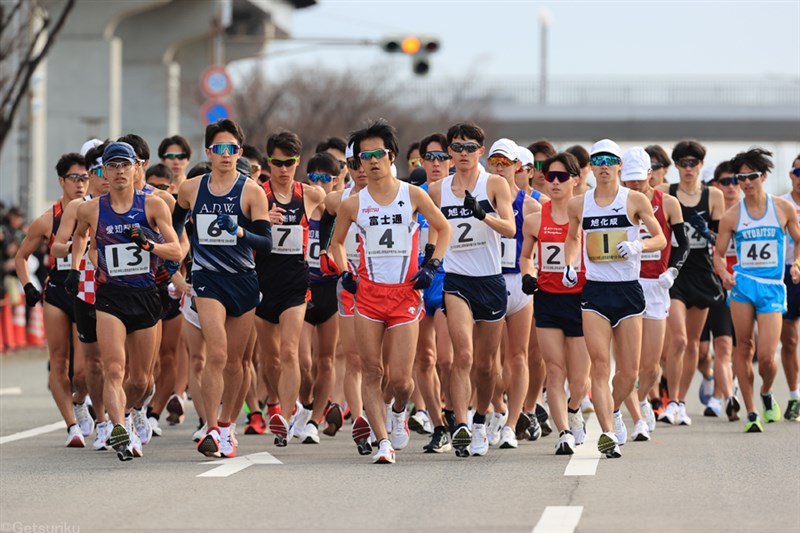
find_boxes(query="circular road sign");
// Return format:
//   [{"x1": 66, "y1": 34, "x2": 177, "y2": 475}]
[
  {"x1": 200, "y1": 100, "x2": 232, "y2": 125},
  {"x1": 200, "y1": 66, "x2": 233, "y2": 98}
]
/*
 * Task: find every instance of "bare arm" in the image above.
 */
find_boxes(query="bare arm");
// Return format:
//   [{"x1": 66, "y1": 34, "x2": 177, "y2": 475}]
[
  {"x1": 52, "y1": 199, "x2": 81, "y2": 258},
  {"x1": 713, "y1": 206, "x2": 738, "y2": 289},
  {"x1": 412, "y1": 186, "x2": 450, "y2": 262},
  {"x1": 484, "y1": 175, "x2": 516, "y2": 238},
  {"x1": 563, "y1": 196, "x2": 584, "y2": 267},
  {"x1": 147, "y1": 196, "x2": 182, "y2": 262},
  {"x1": 14, "y1": 213, "x2": 50, "y2": 286},
  {"x1": 633, "y1": 192, "x2": 666, "y2": 253},
  {"x1": 330, "y1": 195, "x2": 358, "y2": 272},
  {"x1": 519, "y1": 211, "x2": 541, "y2": 276}
]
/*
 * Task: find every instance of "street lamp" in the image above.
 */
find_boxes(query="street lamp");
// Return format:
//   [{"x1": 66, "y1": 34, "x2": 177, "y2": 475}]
[{"x1": 539, "y1": 7, "x2": 552, "y2": 105}]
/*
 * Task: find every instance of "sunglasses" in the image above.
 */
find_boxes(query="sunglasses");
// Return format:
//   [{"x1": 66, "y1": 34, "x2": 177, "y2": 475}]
[
  {"x1": 676, "y1": 158, "x2": 701, "y2": 169},
  {"x1": 590, "y1": 155, "x2": 621, "y2": 167},
  {"x1": 409, "y1": 157, "x2": 422, "y2": 167},
  {"x1": 63, "y1": 173, "x2": 90, "y2": 182},
  {"x1": 517, "y1": 164, "x2": 534, "y2": 172},
  {"x1": 105, "y1": 160, "x2": 134, "y2": 170},
  {"x1": 533, "y1": 160, "x2": 545, "y2": 171},
  {"x1": 347, "y1": 158, "x2": 361, "y2": 170},
  {"x1": 268, "y1": 156, "x2": 300, "y2": 167},
  {"x1": 718, "y1": 177, "x2": 739, "y2": 187},
  {"x1": 359, "y1": 149, "x2": 391, "y2": 160},
  {"x1": 251, "y1": 164, "x2": 262, "y2": 174},
  {"x1": 308, "y1": 172, "x2": 333, "y2": 183},
  {"x1": 651, "y1": 163, "x2": 666, "y2": 171},
  {"x1": 337, "y1": 160, "x2": 347, "y2": 170},
  {"x1": 545, "y1": 171, "x2": 573, "y2": 183},
  {"x1": 422, "y1": 151, "x2": 451, "y2": 162},
  {"x1": 148, "y1": 182, "x2": 171, "y2": 191},
  {"x1": 733, "y1": 172, "x2": 762, "y2": 182},
  {"x1": 791, "y1": 168, "x2": 800, "y2": 177},
  {"x1": 208, "y1": 143, "x2": 240, "y2": 155},
  {"x1": 90, "y1": 166, "x2": 104, "y2": 177},
  {"x1": 163, "y1": 152, "x2": 187, "y2": 160},
  {"x1": 487, "y1": 155, "x2": 515, "y2": 168},
  {"x1": 450, "y1": 142, "x2": 481, "y2": 153}
]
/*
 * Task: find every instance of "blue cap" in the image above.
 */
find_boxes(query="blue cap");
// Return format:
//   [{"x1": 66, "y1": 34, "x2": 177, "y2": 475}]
[{"x1": 102, "y1": 142, "x2": 137, "y2": 164}]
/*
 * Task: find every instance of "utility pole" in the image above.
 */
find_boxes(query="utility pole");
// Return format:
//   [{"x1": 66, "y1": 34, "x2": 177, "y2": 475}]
[{"x1": 539, "y1": 8, "x2": 552, "y2": 105}]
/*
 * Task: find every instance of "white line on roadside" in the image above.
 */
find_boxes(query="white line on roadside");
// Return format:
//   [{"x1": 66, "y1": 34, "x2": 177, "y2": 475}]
[
  {"x1": 0, "y1": 421, "x2": 66, "y2": 445},
  {"x1": 198, "y1": 452, "x2": 282, "y2": 477},
  {"x1": 0, "y1": 387, "x2": 22, "y2": 396},
  {"x1": 532, "y1": 505, "x2": 584, "y2": 533},
  {"x1": 563, "y1": 413, "x2": 602, "y2": 476}
]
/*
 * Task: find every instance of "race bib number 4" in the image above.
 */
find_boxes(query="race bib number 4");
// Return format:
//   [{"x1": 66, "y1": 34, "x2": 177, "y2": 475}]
[
  {"x1": 197, "y1": 214, "x2": 237, "y2": 246},
  {"x1": 105, "y1": 243, "x2": 150, "y2": 277},
  {"x1": 585, "y1": 230, "x2": 628, "y2": 263},
  {"x1": 365, "y1": 226, "x2": 410, "y2": 257},
  {"x1": 740, "y1": 240, "x2": 778, "y2": 268},
  {"x1": 500, "y1": 237, "x2": 516, "y2": 269},
  {"x1": 450, "y1": 221, "x2": 488, "y2": 251},
  {"x1": 686, "y1": 222, "x2": 708, "y2": 250},
  {"x1": 272, "y1": 225, "x2": 304, "y2": 255}
]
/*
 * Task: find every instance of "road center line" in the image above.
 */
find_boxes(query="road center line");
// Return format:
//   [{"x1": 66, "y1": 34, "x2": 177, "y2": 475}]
[
  {"x1": 0, "y1": 387, "x2": 22, "y2": 396},
  {"x1": 532, "y1": 506, "x2": 584, "y2": 533},
  {"x1": 563, "y1": 413, "x2": 602, "y2": 476},
  {"x1": 0, "y1": 421, "x2": 66, "y2": 445}
]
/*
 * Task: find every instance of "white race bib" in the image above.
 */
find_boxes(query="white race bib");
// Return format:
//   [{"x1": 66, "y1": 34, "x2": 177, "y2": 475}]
[
  {"x1": 56, "y1": 253, "x2": 73, "y2": 271},
  {"x1": 105, "y1": 243, "x2": 150, "y2": 277},
  {"x1": 345, "y1": 229, "x2": 360, "y2": 263},
  {"x1": 686, "y1": 222, "x2": 708, "y2": 250},
  {"x1": 539, "y1": 242, "x2": 580, "y2": 272},
  {"x1": 500, "y1": 237, "x2": 516, "y2": 269},
  {"x1": 307, "y1": 238, "x2": 321, "y2": 268},
  {"x1": 272, "y1": 225, "x2": 304, "y2": 255},
  {"x1": 365, "y1": 226, "x2": 410, "y2": 257},
  {"x1": 450, "y1": 220, "x2": 488, "y2": 251},
  {"x1": 740, "y1": 240, "x2": 779, "y2": 268},
  {"x1": 418, "y1": 227, "x2": 429, "y2": 251},
  {"x1": 197, "y1": 214, "x2": 237, "y2": 246}
]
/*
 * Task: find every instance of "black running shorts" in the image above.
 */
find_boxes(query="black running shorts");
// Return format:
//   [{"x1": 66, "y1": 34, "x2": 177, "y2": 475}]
[{"x1": 95, "y1": 285, "x2": 162, "y2": 334}]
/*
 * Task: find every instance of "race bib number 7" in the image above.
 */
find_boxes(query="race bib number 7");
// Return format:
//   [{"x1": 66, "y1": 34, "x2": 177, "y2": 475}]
[
  {"x1": 197, "y1": 214, "x2": 236, "y2": 246},
  {"x1": 105, "y1": 243, "x2": 150, "y2": 277},
  {"x1": 585, "y1": 230, "x2": 627, "y2": 263},
  {"x1": 272, "y1": 226, "x2": 304, "y2": 255}
]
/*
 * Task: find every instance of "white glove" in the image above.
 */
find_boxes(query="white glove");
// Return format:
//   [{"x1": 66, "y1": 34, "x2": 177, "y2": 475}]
[
  {"x1": 562, "y1": 265, "x2": 578, "y2": 288},
  {"x1": 617, "y1": 239, "x2": 643, "y2": 259},
  {"x1": 657, "y1": 267, "x2": 678, "y2": 289}
]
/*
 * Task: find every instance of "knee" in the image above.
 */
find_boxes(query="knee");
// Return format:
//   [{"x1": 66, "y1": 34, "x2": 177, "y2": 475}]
[
  {"x1": 473, "y1": 357, "x2": 493, "y2": 379},
  {"x1": 191, "y1": 356, "x2": 205, "y2": 375},
  {"x1": 316, "y1": 354, "x2": 334, "y2": 375},
  {"x1": 508, "y1": 351, "x2": 528, "y2": 374},
  {"x1": 416, "y1": 348, "x2": 436, "y2": 373},
  {"x1": 671, "y1": 333, "x2": 689, "y2": 355},
  {"x1": 390, "y1": 376, "x2": 413, "y2": 397},
  {"x1": 436, "y1": 358, "x2": 453, "y2": 377},
  {"x1": 545, "y1": 362, "x2": 566, "y2": 384},
  {"x1": 361, "y1": 360, "x2": 383, "y2": 383},
  {"x1": 452, "y1": 349, "x2": 472, "y2": 370},
  {"x1": 591, "y1": 360, "x2": 611, "y2": 380},
  {"x1": 126, "y1": 374, "x2": 148, "y2": 396},
  {"x1": 105, "y1": 362, "x2": 125, "y2": 384}
]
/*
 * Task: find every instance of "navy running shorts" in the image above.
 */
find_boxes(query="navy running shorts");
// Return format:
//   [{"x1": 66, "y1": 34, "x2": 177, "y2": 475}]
[
  {"x1": 443, "y1": 272, "x2": 507, "y2": 322},
  {"x1": 581, "y1": 279, "x2": 645, "y2": 328}
]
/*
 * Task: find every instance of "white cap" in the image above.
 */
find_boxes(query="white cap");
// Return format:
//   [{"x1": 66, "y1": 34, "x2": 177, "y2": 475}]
[
  {"x1": 517, "y1": 146, "x2": 534, "y2": 167},
  {"x1": 80, "y1": 138, "x2": 102, "y2": 156},
  {"x1": 345, "y1": 142, "x2": 354, "y2": 159},
  {"x1": 621, "y1": 147, "x2": 651, "y2": 182},
  {"x1": 701, "y1": 165, "x2": 716, "y2": 184},
  {"x1": 590, "y1": 139, "x2": 622, "y2": 158},
  {"x1": 488, "y1": 138, "x2": 519, "y2": 160}
]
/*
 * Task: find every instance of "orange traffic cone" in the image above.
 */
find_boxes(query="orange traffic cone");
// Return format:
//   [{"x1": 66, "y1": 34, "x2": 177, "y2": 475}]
[
  {"x1": 26, "y1": 304, "x2": 45, "y2": 347},
  {"x1": 12, "y1": 299, "x2": 27, "y2": 349},
  {"x1": 2, "y1": 295, "x2": 16, "y2": 351}
]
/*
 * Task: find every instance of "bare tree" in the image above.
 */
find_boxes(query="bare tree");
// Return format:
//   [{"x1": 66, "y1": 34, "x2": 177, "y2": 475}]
[{"x1": 0, "y1": 0, "x2": 75, "y2": 152}]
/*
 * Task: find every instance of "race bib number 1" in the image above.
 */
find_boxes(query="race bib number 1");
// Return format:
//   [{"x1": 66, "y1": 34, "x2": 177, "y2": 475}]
[
  {"x1": 365, "y1": 226, "x2": 410, "y2": 257},
  {"x1": 197, "y1": 214, "x2": 237, "y2": 246},
  {"x1": 105, "y1": 243, "x2": 150, "y2": 277},
  {"x1": 585, "y1": 230, "x2": 627, "y2": 263}
]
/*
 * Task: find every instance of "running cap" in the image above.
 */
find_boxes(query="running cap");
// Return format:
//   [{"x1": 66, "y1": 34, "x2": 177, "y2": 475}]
[
  {"x1": 345, "y1": 142, "x2": 354, "y2": 159},
  {"x1": 590, "y1": 139, "x2": 622, "y2": 158},
  {"x1": 102, "y1": 142, "x2": 137, "y2": 164},
  {"x1": 517, "y1": 146, "x2": 534, "y2": 167},
  {"x1": 621, "y1": 147, "x2": 650, "y2": 182},
  {"x1": 488, "y1": 138, "x2": 519, "y2": 160},
  {"x1": 80, "y1": 138, "x2": 103, "y2": 156}
]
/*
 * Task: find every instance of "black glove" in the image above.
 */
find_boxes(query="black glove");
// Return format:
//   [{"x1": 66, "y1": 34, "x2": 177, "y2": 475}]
[
  {"x1": 216, "y1": 214, "x2": 238, "y2": 235},
  {"x1": 464, "y1": 190, "x2": 486, "y2": 221},
  {"x1": 165, "y1": 260, "x2": 181, "y2": 276},
  {"x1": 521, "y1": 274, "x2": 539, "y2": 295},
  {"x1": 411, "y1": 259, "x2": 441, "y2": 290},
  {"x1": 128, "y1": 226, "x2": 154, "y2": 251},
  {"x1": 23, "y1": 283, "x2": 41, "y2": 307},
  {"x1": 155, "y1": 263, "x2": 171, "y2": 286},
  {"x1": 688, "y1": 213, "x2": 716, "y2": 244},
  {"x1": 64, "y1": 269, "x2": 80, "y2": 296},
  {"x1": 341, "y1": 271, "x2": 358, "y2": 294},
  {"x1": 420, "y1": 243, "x2": 436, "y2": 267}
]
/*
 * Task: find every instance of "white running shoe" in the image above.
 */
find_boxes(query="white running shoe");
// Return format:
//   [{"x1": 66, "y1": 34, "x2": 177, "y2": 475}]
[
  {"x1": 290, "y1": 405, "x2": 311, "y2": 440},
  {"x1": 303, "y1": 422, "x2": 320, "y2": 444},
  {"x1": 467, "y1": 408, "x2": 475, "y2": 430},
  {"x1": 581, "y1": 394, "x2": 594, "y2": 413},
  {"x1": 640, "y1": 400, "x2": 656, "y2": 432},
  {"x1": 613, "y1": 410, "x2": 627, "y2": 445},
  {"x1": 65, "y1": 424, "x2": 85, "y2": 448},
  {"x1": 372, "y1": 439, "x2": 396, "y2": 464},
  {"x1": 132, "y1": 408, "x2": 152, "y2": 445},
  {"x1": 148, "y1": 416, "x2": 163, "y2": 437},
  {"x1": 231, "y1": 423, "x2": 239, "y2": 447},
  {"x1": 555, "y1": 431, "x2": 576, "y2": 455},
  {"x1": 126, "y1": 416, "x2": 143, "y2": 458},
  {"x1": 93, "y1": 421, "x2": 111, "y2": 450},
  {"x1": 409, "y1": 409, "x2": 434, "y2": 435},
  {"x1": 659, "y1": 401, "x2": 680, "y2": 425},
  {"x1": 487, "y1": 411, "x2": 508, "y2": 447},
  {"x1": 568, "y1": 410, "x2": 586, "y2": 445},
  {"x1": 704, "y1": 396, "x2": 722, "y2": 418},
  {"x1": 73, "y1": 403, "x2": 95, "y2": 437},
  {"x1": 192, "y1": 422, "x2": 208, "y2": 443},
  {"x1": 389, "y1": 408, "x2": 410, "y2": 450},
  {"x1": 385, "y1": 402, "x2": 394, "y2": 433},
  {"x1": 468, "y1": 423, "x2": 489, "y2": 456},
  {"x1": 632, "y1": 419, "x2": 651, "y2": 442},
  {"x1": 677, "y1": 403, "x2": 692, "y2": 426},
  {"x1": 598, "y1": 431, "x2": 621, "y2": 458},
  {"x1": 219, "y1": 425, "x2": 237, "y2": 458},
  {"x1": 498, "y1": 425, "x2": 518, "y2": 449}
]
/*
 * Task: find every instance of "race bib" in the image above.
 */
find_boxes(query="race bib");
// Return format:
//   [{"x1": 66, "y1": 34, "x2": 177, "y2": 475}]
[
  {"x1": 450, "y1": 220, "x2": 488, "y2": 251},
  {"x1": 55, "y1": 253, "x2": 73, "y2": 271},
  {"x1": 345, "y1": 230, "x2": 360, "y2": 263},
  {"x1": 418, "y1": 227, "x2": 429, "y2": 251},
  {"x1": 272, "y1": 225, "x2": 304, "y2": 255},
  {"x1": 585, "y1": 230, "x2": 628, "y2": 263},
  {"x1": 307, "y1": 238, "x2": 321, "y2": 269},
  {"x1": 740, "y1": 240, "x2": 779, "y2": 268},
  {"x1": 639, "y1": 226, "x2": 661, "y2": 261},
  {"x1": 686, "y1": 222, "x2": 708, "y2": 250},
  {"x1": 105, "y1": 243, "x2": 150, "y2": 277},
  {"x1": 725, "y1": 237, "x2": 737, "y2": 257},
  {"x1": 500, "y1": 237, "x2": 516, "y2": 269},
  {"x1": 539, "y1": 242, "x2": 580, "y2": 272},
  {"x1": 197, "y1": 214, "x2": 237, "y2": 246},
  {"x1": 365, "y1": 226, "x2": 410, "y2": 257}
]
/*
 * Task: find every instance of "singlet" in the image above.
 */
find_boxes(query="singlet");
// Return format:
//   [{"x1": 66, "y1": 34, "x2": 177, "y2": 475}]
[
  {"x1": 262, "y1": 180, "x2": 309, "y2": 258},
  {"x1": 781, "y1": 192, "x2": 800, "y2": 266},
  {"x1": 668, "y1": 183, "x2": 714, "y2": 273},
  {"x1": 538, "y1": 201, "x2": 585, "y2": 293},
  {"x1": 416, "y1": 182, "x2": 445, "y2": 272},
  {"x1": 76, "y1": 194, "x2": 96, "y2": 304},
  {"x1": 501, "y1": 189, "x2": 526, "y2": 274},
  {"x1": 47, "y1": 201, "x2": 69, "y2": 284},
  {"x1": 355, "y1": 181, "x2": 419, "y2": 284},
  {"x1": 581, "y1": 187, "x2": 640, "y2": 282},
  {"x1": 733, "y1": 194, "x2": 785, "y2": 282},
  {"x1": 440, "y1": 171, "x2": 502, "y2": 277},
  {"x1": 190, "y1": 173, "x2": 255, "y2": 274},
  {"x1": 342, "y1": 187, "x2": 362, "y2": 268},
  {"x1": 95, "y1": 191, "x2": 157, "y2": 288},
  {"x1": 639, "y1": 188, "x2": 672, "y2": 280}
]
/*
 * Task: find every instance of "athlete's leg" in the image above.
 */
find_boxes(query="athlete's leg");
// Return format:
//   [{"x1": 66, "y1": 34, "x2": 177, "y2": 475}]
[
  {"x1": 298, "y1": 322, "x2": 314, "y2": 405},
  {"x1": 183, "y1": 319, "x2": 207, "y2": 425},
  {"x1": 565, "y1": 337, "x2": 591, "y2": 415},
  {"x1": 96, "y1": 312, "x2": 128, "y2": 425},
  {"x1": 311, "y1": 314, "x2": 338, "y2": 422},
  {"x1": 611, "y1": 316, "x2": 643, "y2": 411},
  {"x1": 712, "y1": 335, "x2": 734, "y2": 400},
  {"x1": 43, "y1": 302, "x2": 77, "y2": 425},
  {"x1": 225, "y1": 324, "x2": 258, "y2": 424},
  {"x1": 730, "y1": 301, "x2": 757, "y2": 413},
  {"x1": 150, "y1": 315, "x2": 182, "y2": 416},
  {"x1": 354, "y1": 314, "x2": 388, "y2": 441},
  {"x1": 83, "y1": 341, "x2": 106, "y2": 421},
  {"x1": 538, "y1": 328, "x2": 568, "y2": 432},
  {"x1": 582, "y1": 311, "x2": 614, "y2": 432},
  {"x1": 781, "y1": 319, "x2": 799, "y2": 392},
  {"x1": 754, "y1": 312, "x2": 783, "y2": 395},
  {"x1": 124, "y1": 326, "x2": 159, "y2": 412},
  {"x1": 255, "y1": 318, "x2": 281, "y2": 407},
  {"x1": 638, "y1": 318, "x2": 667, "y2": 403},
  {"x1": 70, "y1": 324, "x2": 88, "y2": 401},
  {"x1": 195, "y1": 297, "x2": 230, "y2": 429},
  {"x1": 445, "y1": 294, "x2": 474, "y2": 425},
  {"x1": 525, "y1": 316, "x2": 546, "y2": 412},
  {"x1": 332, "y1": 338, "x2": 347, "y2": 407},
  {"x1": 273, "y1": 304, "x2": 307, "y2": 420},
  {"x1": 434, "y1": 311, "x2": 453, "y2": 410},
  {"x1": 339, "y1": 316, "x2": 363, "y2": 418},
  {"x1": 504, "y1": 303, "x2": 531, "y2": 429},
  {"x1": 174, "y1": 334, "x2": 189, "y2": 397},
  {"x1": 664, "y1": 300, "x2": 687, "y2": 403},
  {"x1": 473, "y1": 320, "x2": 505, "y2": 418},
  {"x1": 217, "y1": 310, "x2": 258, "y2": 425},
  {"x1": 677, "y1": 307, "x2": 709, "y2": 402},
  {"x1": 414, "y1": 315, "x2": 443, "y2": 425}
]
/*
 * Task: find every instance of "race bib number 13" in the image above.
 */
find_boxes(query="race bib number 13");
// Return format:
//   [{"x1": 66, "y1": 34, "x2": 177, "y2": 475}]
[{"x1": 105, "y1": 243, "x2": 150, "y2": 277}]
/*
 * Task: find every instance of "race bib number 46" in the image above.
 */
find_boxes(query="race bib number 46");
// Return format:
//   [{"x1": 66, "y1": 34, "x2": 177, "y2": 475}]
[
  {"x1": 272, "y1": 225, "x2": 304, "y2": 255},
  {"x1": 740, "y1": 240, "x2": 778, "y2": 268},
  {"x1": 197, "y1": 214, "x2": 237, "y2": 246},
  {"x1": 105, "y1": 243, "x2": 150, "y2": 277},
  {"x1": 585, "y1": 230, "x2": 628, "y2": 263},
  {"x1": 365, "y1": 226, "x2": 410, "y2": 257}
]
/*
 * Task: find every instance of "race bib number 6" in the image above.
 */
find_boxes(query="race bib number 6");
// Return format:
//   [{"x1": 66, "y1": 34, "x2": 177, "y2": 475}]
[
  {"x1": 365, "y1": 226, "x2": 410, "y2": 257},
  {"x1": 500, "y1": 237, "x2": 516, "y2": 269},
  {"x1": 585, "y1": 230, "x2": 627, "y2": 263},
  {"x1": 105, "y1": 243, "x2": 150, "y2": 277},
  {"x1": 197, "y1": 214, "x2": 237, "y2": 246}
]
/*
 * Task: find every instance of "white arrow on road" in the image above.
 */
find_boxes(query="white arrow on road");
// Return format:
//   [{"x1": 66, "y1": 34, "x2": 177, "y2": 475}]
[{"x1": 197, "y1": 452, "x2": 282, "y2": 477}]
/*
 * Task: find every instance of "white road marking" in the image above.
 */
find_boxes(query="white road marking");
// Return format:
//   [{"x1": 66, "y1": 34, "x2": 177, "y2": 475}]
[
  {"x1": 0, "y1": 387, "x2": 22, "y2": 396},
  {"x1": 532, "y1": 506, "x2": 584, "y2": 533},
  {"x1": 197, "y1": 451, "x2": 282, "y2": 477},
  {"x1": 0, "y1": 421, "x2": 66, "y2": 445},
  {"x1": 564, "y1": 413, "x2": 602, "y2": 476}
]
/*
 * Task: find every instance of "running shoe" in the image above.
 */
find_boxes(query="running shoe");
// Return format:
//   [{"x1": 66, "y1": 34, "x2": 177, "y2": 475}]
[
  {"x1": 452, "y1": 424, "x2": 472, "y2": 458},
  {"x1": 409, "y1": 409, "x2": 433, "y2": 435},
  {"x1": 785, "y1": 398, "x2": 800, "y2": 421},
  {"x1": 323, "y1": 403, "x2": 343, "y2": 437},
  {"x1": 93, "y1": 421, "x2": 111, "y2": 451},
  {"x1": 744, "y1": 412, "x2": 763, "y2": 433},
  {"x1": 132, "y1": 408, "x2": 152, "y2": 445},
  {"x1": 704, "y1": 397, "x2": 722, "y2": 418},
  {"x1": 444, "y1": 410, "x2": 457, "y2": 436},
  {"x1": 197, "y1": 427, "x2": 221, "y2": 457},
  {"x1": 535, "y1": 404, "x2": 552, "y2": 437},
  {"x1": 515, "y1": 411, "x2": 532, "y2": 440},
  {"x1": 659, "y1": 401, "x2": 679, "y2": 425},
  {"x1": 487, "y1": 411, "x2": 507, "y2": 447},
  {"x1": 466, "y1": 408, "x2": 475, "y2": 430},
  {"x1": 244, "y1": 412, "x2": 267, "y2": 435},
  {"x1": 389, "y1": 408, "x2": 410, "y2": 450},
  {"x1": 193, "y1": 422, "x2": 208, "y2": 443},
  {"x1": 165, "y1": 393, "x2": 185, "y2": 425},
  {"x1": 528, "y1": 414, "x2": 543, "y2": 441},
  {"x1": 290, "y1": 405, "x2": 311, "y2": 440},
  {"x1": 148, "y1": 416, "x2": 163, "y2": 437},
  {"x1": 613, "y1": 410, "x2": 627, "y2": 445},
  {"x1": 372, "y1": 439, "x2": 395, "y2": 464},
  {"x1": 555, "y1": 431, "x2": 576, "y2": 455},
  {"x1": 65, "y1": 424, "x2": 85, "y2": 448},
  {"x1": 469, "y1": 423, "x2": 489, "y2": 456},
  {"x1": 640, "y1": 400, "x2": 656, "y2": 433},
  {"x1": 631, "y1": 420, "x2": 650, "y2": 442},
  {"x1": 424, "y1": 426, "x2": 453, "y2": 453},
  {"x1": 109, "y1": 424, "x2": 132, "y2": 461},
  {"x1": 352, "y1": 415, "x2": 373, "y2": 456},
  {"x1": 219, "y1": 425, "x2": 237, "y2": 458},
  {"x1": 385, "y1": 402, "x2": 394, "y2": 433},
  {"x1": 498, "y1": 426, "x2": 518, "y2": 449},
  {"x1": 266, "y1": 403, "x2": 282, "y2": 425},
  {"x1": 677, "y1": 403, "x2": 692, "y2": 426},
  {"x1": 269, "y1": 413, "x2": 290, "y2": 447},
  {"x1": 725, "y1": 395, "x2": 741, "y2": 422},
  {"x1": 73, "y1": 403, "x2": 95, "y2": 437},
  {"x1": 303, "y1": 423, "x2": 320, "y2": 444},
  {"x1": 762, "y1": 393, "x2": 782, "y2": 423},
  {"x1": 580, "y1": 394, "x2": 594, "y2": 414},
  {"x1": 699, "y1": 375, "x2": 714, "y2": 406},
  {"x1": 126, "y1": 417, "x2": 143, "y2": 458},
  {"x1": 568, "y1": 410, "x2": 586, "y2": 445},
  {"x1": 597, "y1": 432, "x2": 621, "y2": 458}
]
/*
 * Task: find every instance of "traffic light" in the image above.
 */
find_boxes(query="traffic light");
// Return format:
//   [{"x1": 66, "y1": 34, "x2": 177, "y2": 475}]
[{"x1": 380, "y1": 35, "x2": 440, "y2": 76}]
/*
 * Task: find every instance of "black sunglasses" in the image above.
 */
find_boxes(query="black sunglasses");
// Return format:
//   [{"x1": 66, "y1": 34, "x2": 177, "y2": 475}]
[
  {"x1": 449, "y1": 142, "x2": 481, "y2": 153},
  {"x1": 347, "y1": 158, "x2": 361, "y2": 170}
]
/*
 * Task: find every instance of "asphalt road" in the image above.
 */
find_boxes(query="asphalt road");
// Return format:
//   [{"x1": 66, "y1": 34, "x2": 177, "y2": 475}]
[{"x1": 1, "y1": 348, "x2": 798, "y2": 533}]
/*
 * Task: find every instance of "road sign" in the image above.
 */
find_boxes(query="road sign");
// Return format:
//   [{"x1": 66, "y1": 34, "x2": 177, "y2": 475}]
[
  {"x1": 197, "y1": 452, "x2": 282, "y2": 477},
  {"x1": 200, "y1": 66, "x2": 233, "y2": 98},
  {"x1": 200, "y1": 100, "x2": 232, "y2": 125}
]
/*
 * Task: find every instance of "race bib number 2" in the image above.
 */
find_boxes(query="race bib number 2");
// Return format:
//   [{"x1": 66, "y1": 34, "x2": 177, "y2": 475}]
[
  {"x1": 105, "y1": 243, "x2": 149, "y2": 277},
  {"x1": 197, "y1": 214, "x2": 236, "y2": 246},
  {"x1": 450, "y1": 221, "x2": 488, "y2": 251},
  {"x1": 539, "y1": 242, "x2": 580, "y2": 272}
]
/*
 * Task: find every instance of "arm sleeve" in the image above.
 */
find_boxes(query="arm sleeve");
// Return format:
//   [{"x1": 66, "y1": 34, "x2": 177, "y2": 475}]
[
  {"x1": 669, "y1": 222, "x2": 690, "y2": 271},
  {"x1": 240, "y1": 219, "x2": 272, "y2": 253},
  {"x1": 707, "y1": 219, "x2": 719, "y2": 245},
  {"x1": 171, "y1": 203, "x2": 189, "y2": 239},
  {"x1": 319, "y1": 210, "x2": 336, "y2": 251}
]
